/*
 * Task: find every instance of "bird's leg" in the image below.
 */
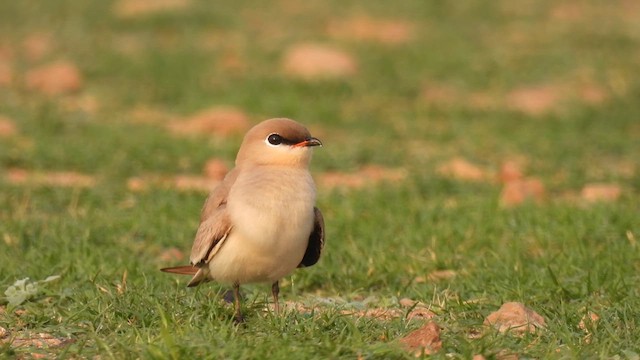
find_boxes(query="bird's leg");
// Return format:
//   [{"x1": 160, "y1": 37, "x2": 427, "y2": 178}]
[
  {"x1": 271, "y1": 281, "x2": 280, "y2": 315},
  {"x1": 232, "y1": 282, "x2": 244, "y2": 323}
]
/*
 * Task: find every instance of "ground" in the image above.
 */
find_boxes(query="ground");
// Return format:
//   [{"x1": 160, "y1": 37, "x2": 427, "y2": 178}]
[{"x1": 1, "y1": 0, "x2": 639, "y2": 358}]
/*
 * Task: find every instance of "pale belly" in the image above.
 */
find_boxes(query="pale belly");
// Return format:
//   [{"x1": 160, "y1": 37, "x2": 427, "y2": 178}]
[
  {"x1": 207, "y1": 167, "x2": 316, "y2": 284},
  {"x1": 207, "y1": 229, "x2": 310, "y2": 284}
]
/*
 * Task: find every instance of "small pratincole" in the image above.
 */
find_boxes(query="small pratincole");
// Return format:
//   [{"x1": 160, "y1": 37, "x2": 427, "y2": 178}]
[{"x1": 161, "y1": 118, "x2": 325, "y2": 322}]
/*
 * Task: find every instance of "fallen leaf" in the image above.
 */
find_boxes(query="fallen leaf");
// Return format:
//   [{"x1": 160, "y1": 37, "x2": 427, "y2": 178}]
[
  {"x1": 113, "y1": 0, "x2": 192, "y2": 18},
  {"x1": 126, "y1": 176, "x2": 148, "y2": 192},
  {"x1": 500, "y1": 178, "x2": 545, "y2": 207},
  {"x1": 167, "y1": 106, "x2": 250, "y2": 137},
  {"x1": 437, "y1": 157, "x2": 488, "y2": 182},
  {"x1": 0, "y1": 60, "x2": 12, "y2": 86},
  {"x1": 159, "y1": 247, "x2": 185, "y2": 262},
  {"x1": 318, "y1": 165, "x2": 406, "y2": 189},
  {"x1": 399, "y1": 298, "x2": 419, "y2": 308},
  {"x1": 400, "y1": 322, "x2": 442, "y2": 356},
  {"x1": 327, "y1": 16, "x2": 414, "y2": 44},
  {"x1": 579, "y1": 83, "x2": 608, "y2": 104},
  {"x1": 4, "y1": 332, "x2": 73, "y2": 349},
  {"x1": 127, "y1": 174, "x2": 220, "y2": 193},
  {"x1": 498, "y1": 160, "x2": 524, "y2": 183},
  {"x1": 0, "y1": 115, "x2": 17, "y2": 137},
  {"x1": 341, "y1": 307, "x2": 404, "y2": 320},
  {"x1": 22, "y1": 33, "x2": 54, "y2": 62},
  {"x1": 484, "y1": 302, "x2": 546, "y2": 334},
  {"x1": 5, "y1": 169, "x2": 96, "y2": 188},
  {"x1": 203, "y1": 158, "x2": 229, "y2": 180},
  {"x1": 25, "y1": 61, "x2": 83, "y2": 95},
  {"x1": 0, "y1": 326, "x2": 8, "y2": 338},
  {"x1": 427, "y1": 269, "x2": 457, "y2": 281},
  {"x1": 399, "y1": 298, "x2": 437, "y2": 320},
  {"x1": 59, "y1": 94, "x2": 100, "y2": 114},
  {"x1": 507, "y1": 84, "x2": 562, "y2": 116},
  {"x1": 581, "y1": 183, "x2": 621, "y2": 202},
  {"x1": 282, "y1": 43, "x2": 357, "y2": 80}
]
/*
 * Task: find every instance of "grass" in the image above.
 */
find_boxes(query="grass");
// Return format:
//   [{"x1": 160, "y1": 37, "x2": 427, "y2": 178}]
[{"x1": 1, "y1": 0, "x2": 640, "y2": 358}]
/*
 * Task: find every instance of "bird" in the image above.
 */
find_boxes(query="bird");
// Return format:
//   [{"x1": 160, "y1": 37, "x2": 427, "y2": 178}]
[{"x1": 161, "y1": 118, "x2": 325, "y2": 322}]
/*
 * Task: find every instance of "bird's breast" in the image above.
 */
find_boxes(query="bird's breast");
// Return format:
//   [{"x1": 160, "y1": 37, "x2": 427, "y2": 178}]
[{"x1": 227, "y1": 168, "x2": 316, "y2": 250}]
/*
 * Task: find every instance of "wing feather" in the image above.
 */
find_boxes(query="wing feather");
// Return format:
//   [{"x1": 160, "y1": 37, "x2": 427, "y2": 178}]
[
  {"x1": 189, "y1": 168, "x2": 239, "y2": 266},
  {"x1": 299, "y1": 207, "x2": 325, "y2": 267}
]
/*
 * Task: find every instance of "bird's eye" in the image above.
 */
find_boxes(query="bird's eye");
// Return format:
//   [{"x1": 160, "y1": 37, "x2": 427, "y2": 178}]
[{"x1": 267, "y1": 133, "x2": 283, "y2": 146}]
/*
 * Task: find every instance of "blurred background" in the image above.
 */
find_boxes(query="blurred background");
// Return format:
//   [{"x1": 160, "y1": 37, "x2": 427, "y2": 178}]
[
  {"x1": 1, "y1": 0, "x2": 639, "y2": 357},
  {"x1": 1, "y1": 0, "x2": 638, "y2": 186}
]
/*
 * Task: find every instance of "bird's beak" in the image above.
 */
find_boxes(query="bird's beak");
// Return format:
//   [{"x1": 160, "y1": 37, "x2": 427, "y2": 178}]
[{"x1": 294, "y1": 137, "x2": 322, "y2": 148}]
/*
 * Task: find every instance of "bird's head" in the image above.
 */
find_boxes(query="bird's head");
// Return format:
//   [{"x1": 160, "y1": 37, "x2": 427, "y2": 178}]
[{"x1": 235, "y1": 118, "x2": 322, "y2": 168}]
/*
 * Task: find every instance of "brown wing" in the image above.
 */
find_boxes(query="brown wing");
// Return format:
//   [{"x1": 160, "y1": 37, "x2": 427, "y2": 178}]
[
  {"x1": 299, "y1": 207, "x2": 325, "y2": 267},
  {"x1": 189, "y1": 169, "x2": 239, "y2": 266},
  {"x1": 189, "y1": 205, "x2": 232, "y2": 265}
]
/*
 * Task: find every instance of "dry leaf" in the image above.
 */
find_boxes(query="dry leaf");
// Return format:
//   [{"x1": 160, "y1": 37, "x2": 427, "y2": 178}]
[
  {"x1": 203, "y1": 158, "x2": 228, "y2": 180},
  {"x1": 318, "y1": 165, "x2": 406, "y2": 189},
  {"x1": 126, "y1": 177, "x2": 148, "y2": 192},
  {"x1": 437, "y1": 157, "x2": 487, "y2": 182},
  {"x1": 507, "y1": 84, "x2": 562, "y2": 116},
  {"x1": 167, "y1": 106, "x2": 250, "y2": 136},
  {"x1": 127, "y1": 174, "x2": 220, "y2": 193},
  {"x1": 4, "y1": 332, "x2": 73, "y2": 349},
  {"x1": 282, "y1": 43, "x2": 357, "y2": 80},
  {"x1": 399, "y1": 298, "x2": 437, "y2": 320},
  {"x1": 22, "y1": 33, "x2": 54, "y2": 61},
  {"x1": 498, "y1": 160, "x2": 524, "y2": 183},
  {"x1": 5, "y1": 169, "x2": 96, "y2": 188},
  {"x1": 400, "y1": 322, "x2": 442, "y2": 356},
  {"x1": 159, "y1": 247, "x2": 185, "y2": 262},
  {"x1": 579, "y1": 84, "x2": 607, "y2": 104},
  {"x1": 327, "y1": 16, "x2": 414, "y2": 44},
  {"x1": 427, "y1": 269, "x2": 457, "y2": 281},
  {"x1": 25, "y1": 61, "x2": 83, "y2": 95},
  {"x1": 581, "y1": 183, "x2": 621, "y2": 202},
  {"x1": 0, "y1": 115, "x2": 17, "y2": 137},
  {"x1": 59, "y1": 94, "x2": 100, "y2": 114},
  {"x1": 500, "y1": 178, "x2": 545, "y2": 207},
  {"x1": 341, "y1": 307, "x2": 404, "y2": 320},
  {"x1": 0, "y1": 60, "x2": 12, "y2": 86},
  {"x1": 113, "y1": 0, "x2": 191, "y2": 18},
  {"x1": 484, "y1": 302, "x2": 546, "y2": 334}
]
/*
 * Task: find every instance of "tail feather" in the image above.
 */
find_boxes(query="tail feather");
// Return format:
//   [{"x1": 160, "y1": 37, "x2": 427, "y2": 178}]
[
  {"x1": 161, "y1": 265, "x2": 209, "y2": 287},
  {"x1": 160, "y1": 265, "x2": 198, "y2": 275}
]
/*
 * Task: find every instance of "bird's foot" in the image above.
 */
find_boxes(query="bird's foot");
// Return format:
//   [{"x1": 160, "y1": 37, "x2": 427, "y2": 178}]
[{"x1": 233, "y1": 314, "x2": 246, "y2": 324}]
